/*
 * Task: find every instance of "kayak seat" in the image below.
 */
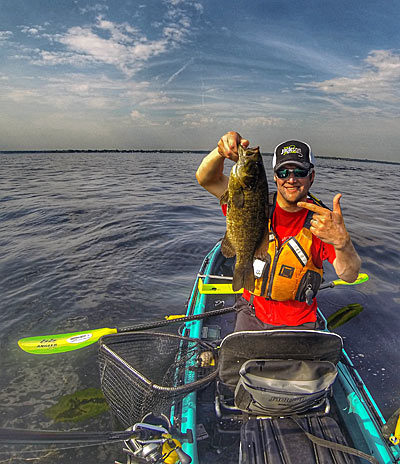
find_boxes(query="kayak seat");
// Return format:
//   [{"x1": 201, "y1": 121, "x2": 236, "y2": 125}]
[
  {"x1": 218, "y1": 329, "x2": 343, "y2": 389},
  {"x1": 218, "y1": 330, "x2": 343, "y2": 417}
]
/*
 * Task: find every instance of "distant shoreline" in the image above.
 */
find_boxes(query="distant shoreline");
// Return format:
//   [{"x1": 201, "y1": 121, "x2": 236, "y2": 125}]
[{"x1": 0, "y1": 149, "x2": 398, "y2": 165}]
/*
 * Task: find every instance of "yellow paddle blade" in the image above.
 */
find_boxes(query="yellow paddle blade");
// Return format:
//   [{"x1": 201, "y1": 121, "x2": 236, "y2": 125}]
[
  {"x1": 18, "y1": 328, "x2": 118, "y2": 355},
  {"x1": 332, "y1": 273, "x2": 369, "y2": 287},
  {"x1": 197, "y1": 278, "x2": 243, "y2": 294}
]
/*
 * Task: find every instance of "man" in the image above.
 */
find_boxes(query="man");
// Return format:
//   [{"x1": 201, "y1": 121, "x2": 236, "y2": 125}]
[{"x1": 196, "y1": 131, "x2": 361, "y2": 331}]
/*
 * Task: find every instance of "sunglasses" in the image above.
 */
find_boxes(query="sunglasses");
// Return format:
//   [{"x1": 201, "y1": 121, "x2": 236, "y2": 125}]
[{"x1": 275, "y1": 168, "x2": 311, "y2": 179}]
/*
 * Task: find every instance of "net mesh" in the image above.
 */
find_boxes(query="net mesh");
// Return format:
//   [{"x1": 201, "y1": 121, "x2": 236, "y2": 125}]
[{"x1": 98, "y1": 331, "x2": 217, "y2": 427}]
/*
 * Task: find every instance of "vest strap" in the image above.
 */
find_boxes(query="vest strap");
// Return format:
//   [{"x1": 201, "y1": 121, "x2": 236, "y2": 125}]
[{"x1": 287, "y1": 238, "x2": 309, "y2": 267}]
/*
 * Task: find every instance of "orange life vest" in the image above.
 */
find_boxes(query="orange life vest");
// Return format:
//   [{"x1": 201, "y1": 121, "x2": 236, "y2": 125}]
[{"x1": 251, "y1": 195, "x2": 324, "y2": 304}]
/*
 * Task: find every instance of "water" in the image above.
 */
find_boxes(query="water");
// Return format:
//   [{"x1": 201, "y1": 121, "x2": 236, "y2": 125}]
[{"x1": 0, "y1": 151, "x2": 399, "y2": 463}]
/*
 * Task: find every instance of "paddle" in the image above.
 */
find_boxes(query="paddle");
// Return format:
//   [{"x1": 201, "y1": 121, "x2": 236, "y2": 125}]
[
  {"x1": 18, "y1": 273, "x2": 369, "y2": 355},
  {"x1": 320, "y1": 273, "x2": 368, "y2": 290},
  {"x1": 197, "y1": 272, "x2": 369, "y2": 294},
  {"x1": 326, "y1": 303, "x2": 364, "y2": 330},
  {"x1": 17, "y1": 305, "x2": 236, "y2": 355}
]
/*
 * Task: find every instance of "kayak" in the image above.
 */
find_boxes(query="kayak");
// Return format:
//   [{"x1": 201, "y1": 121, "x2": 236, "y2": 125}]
[
  {"x1": 169, "y1": 241, "x2": 400, "y2": 464},
  {"x1": 95, "y1": 240, "x2": 400, "y2": 464},
  {"x1": 9, "y1": 242, "x2": 399, "y2": 463}
]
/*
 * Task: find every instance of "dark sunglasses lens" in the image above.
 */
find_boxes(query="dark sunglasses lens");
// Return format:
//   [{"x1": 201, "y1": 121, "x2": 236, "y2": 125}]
[
  {"x1": 276, "y1": 169, "x2": 289, "y2": 178},
  {"x1": 276, "y1": 168, "x2": 309, "y2": 178},
  {"x1": 294, "y1": 168, "x2": 309, "y2": 177}
]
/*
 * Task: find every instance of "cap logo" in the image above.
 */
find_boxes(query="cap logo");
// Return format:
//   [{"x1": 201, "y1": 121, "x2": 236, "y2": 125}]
[{"x1": 281, "y1": 145, "x2": 303, "y2": 157}]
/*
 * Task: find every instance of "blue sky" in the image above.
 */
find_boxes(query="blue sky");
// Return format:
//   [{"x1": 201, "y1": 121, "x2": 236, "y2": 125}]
[{"x1": 1, "y1": 0, "x2": 400, "y2": 160}]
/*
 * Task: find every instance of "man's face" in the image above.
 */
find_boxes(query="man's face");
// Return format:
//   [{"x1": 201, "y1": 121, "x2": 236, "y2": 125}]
[{"x1": 274, "y1": 163, "x2": 315, "y2": 207}]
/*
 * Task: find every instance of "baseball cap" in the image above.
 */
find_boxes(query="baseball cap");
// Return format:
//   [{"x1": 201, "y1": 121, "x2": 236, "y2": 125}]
[{"x1": 272, "y1": 140, "x2": 315, "y2": 171}]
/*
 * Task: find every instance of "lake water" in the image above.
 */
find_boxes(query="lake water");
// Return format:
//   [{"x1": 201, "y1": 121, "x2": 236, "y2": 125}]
[{"x1": 0, "y1": 151, "x2": 399, "y2": 463}]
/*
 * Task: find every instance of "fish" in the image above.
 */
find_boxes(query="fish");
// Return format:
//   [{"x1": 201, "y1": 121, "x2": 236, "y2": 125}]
[
  {"x1": 45, "y1": 387, "x2": 109, "y2": 423},
  {"x1": 220, "y1": 145, "x2": 269, "y2": 292}
]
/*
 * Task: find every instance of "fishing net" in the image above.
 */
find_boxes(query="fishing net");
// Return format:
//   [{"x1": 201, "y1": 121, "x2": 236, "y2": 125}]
[{"x1": 98, "y1": 331, "x2": 218, "y2": 428}]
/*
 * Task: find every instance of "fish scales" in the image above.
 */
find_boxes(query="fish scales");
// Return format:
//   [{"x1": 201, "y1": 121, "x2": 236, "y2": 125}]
[{"x1": 220, "y1": 145, "x2": 269, "y2": 292}]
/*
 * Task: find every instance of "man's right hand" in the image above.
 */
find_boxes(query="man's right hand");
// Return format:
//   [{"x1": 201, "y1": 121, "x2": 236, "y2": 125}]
[{"x1": 217, "y1": 131, "x2": 249, "y2": 162}]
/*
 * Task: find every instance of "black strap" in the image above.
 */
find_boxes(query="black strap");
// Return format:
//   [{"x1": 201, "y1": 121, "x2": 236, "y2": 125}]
[{"x1": 291, "y1": 416, "x2": 379, "y2": 464}]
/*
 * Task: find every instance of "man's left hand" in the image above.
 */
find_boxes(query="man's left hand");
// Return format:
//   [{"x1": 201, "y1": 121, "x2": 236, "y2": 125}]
[{"x1": 297, "y1": 194, "x2": 350, "y2": 250}]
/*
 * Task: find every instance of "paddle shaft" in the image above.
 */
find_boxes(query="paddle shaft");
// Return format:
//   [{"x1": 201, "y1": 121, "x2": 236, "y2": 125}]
[
  {"x1": 18, "y1": 273, "x2": 368, "y2": 355},
  {"x1": 18, "y1": 305, "x2": 236, "y2": 354},
  {"x1": 117, "y1": 305, "x2": 235, "y2": 332}
]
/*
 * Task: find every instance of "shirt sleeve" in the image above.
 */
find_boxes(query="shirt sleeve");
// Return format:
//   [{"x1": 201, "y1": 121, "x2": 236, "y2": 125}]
[
  {"x1": 311, "y1": 238, "x2": 336, "y2": 267},
  {"x1": 322, "y1": 242, "x2": 336, "y2": 264}
]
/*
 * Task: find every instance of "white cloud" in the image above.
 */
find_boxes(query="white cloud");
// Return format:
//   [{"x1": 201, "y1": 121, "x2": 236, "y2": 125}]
[
  {"x1": 139, "y1": 94, "x2": 174, "y2": 106},
  {"x1": 130, "y1": 110, "x2": 158, "y2": 126},
  {"x1": 183, "y1": 113, "x2": 214, "y2": 127},
  {"x1": 20, "y1": 25, "x2": 45, "y2": 36},
  {"x1": 7, "y1": 89, "x2": 40, "y2": 102},
  {"x1": 19, "y1": 8, "x2": 197, "y2": 78},
  {"x1": 298, "y1": 50, "x2": 400, "y2": 107},
  {"x1": 79, "y1": 3, "x2": 109, "y2": 15},
  {"x1": 0, "y1": 31, "x2": 13, "y2": 41},
  {"x1": 241, "y1": 116, "x2": 284, "y2": 127}
]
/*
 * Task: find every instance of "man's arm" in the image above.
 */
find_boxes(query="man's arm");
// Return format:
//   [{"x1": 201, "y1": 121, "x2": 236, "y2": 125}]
[
  {"x1": 195, "y1": 131, "x2": 249, "y2": 198},
  {"x1": 298, "y1": 194, "x2": 361, "y2": 282}
]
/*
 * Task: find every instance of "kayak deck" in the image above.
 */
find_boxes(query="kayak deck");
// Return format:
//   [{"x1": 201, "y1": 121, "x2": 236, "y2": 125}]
[{"x1": 173, "y1": 241, "x2": 400, "y2": 464}]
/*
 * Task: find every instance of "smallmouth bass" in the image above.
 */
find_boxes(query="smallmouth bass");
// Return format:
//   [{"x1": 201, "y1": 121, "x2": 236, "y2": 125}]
[{"x1": 220, "y1": 145, "x2": 269, "y2": 292}]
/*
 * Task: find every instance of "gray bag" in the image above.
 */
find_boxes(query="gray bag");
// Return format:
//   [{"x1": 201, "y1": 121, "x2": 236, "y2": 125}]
[{"x1": 234, "y1": 358, "x2": 337, "y2": 416}]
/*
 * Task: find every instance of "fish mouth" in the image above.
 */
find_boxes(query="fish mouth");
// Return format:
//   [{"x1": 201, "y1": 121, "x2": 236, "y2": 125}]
[{"x1": 239, "y1": 145, "x2": 260, "y2": 159}]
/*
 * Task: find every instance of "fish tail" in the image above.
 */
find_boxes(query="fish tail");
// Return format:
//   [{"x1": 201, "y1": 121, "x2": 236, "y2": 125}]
[{"x1": 233, "y1": 262, "x2": 255, "y2": 292}]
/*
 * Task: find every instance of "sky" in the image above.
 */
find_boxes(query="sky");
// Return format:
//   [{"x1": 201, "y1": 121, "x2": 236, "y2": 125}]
[{"x1": 1, "y1": 0, "x2": 400, "y2": 161}]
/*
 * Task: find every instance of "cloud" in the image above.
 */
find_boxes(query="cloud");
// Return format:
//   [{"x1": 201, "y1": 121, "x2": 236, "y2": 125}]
[
  {"x1": 0, "y1": 31, "x2": 13, "y2": 41},
  {"x1": 297, "y1": 50, "x2": 400, "y2": 108},
  {"x1": 0, "y1": 73, "x2": 151, "y2": 112},
  {"x1": 16, "y1": 1, "x2": 202, "y2": 78},
  {"x1": 20, "y1": 25, "x2": 45, "y2": 36},
  {"x1": 53, "y1": 19, "x2": 169, "y2": 76},
  {"x1": 183, "y1": 113, "x2": 214, "y2": 127},
  {"x1": 6, "y1": 89, "x2": 40, "y2": 102},
  {"x1": 79, "y1": 3, "x2": 109, "y2": 15},
  {"x1": 130, "y1": 110, "x2": 158, "y2": 126},
  {"x1": 241, "y1": 116, "x2": 284, "y2": 127}
]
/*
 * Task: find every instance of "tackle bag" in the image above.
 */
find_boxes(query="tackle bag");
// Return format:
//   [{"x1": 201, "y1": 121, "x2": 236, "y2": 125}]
[
  {"x1": 234, "y1": 358, "x2": 337, "y2": 415},
  {"x1": 218, "y1": 330, "x2": 343, "y2": 416}
]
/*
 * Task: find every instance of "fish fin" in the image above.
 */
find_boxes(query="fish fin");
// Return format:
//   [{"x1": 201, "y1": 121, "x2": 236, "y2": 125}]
[
  {"x1": 254, "y1": 227, "x2": 270, "y2": 260},
  {"x1": 232, "y1": 188, "x2": 244, "y2": 208},
  {"x1": 220, "y1": 190, "x2": 229, "y2": 206},
  {"x1": 232, "y1": 262, "x2": 255, "y2": 292},
  {"x1": 221, "y1": 233, "x2": 236, "y2": 258}
]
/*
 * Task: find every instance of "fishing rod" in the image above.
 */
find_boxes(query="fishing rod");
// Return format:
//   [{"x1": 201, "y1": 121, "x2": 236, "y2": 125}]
[
  {"x1": 0, "y1": 419, "x2": 193, "y2": 463},
  {"x1": 17, "y1": 273, "x2": 368, "y2": 355}
]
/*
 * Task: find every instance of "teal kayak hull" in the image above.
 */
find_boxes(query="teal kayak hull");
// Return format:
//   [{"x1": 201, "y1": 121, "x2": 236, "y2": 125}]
[{"x1": 172, "y1": 242, "x2": 400, "y2": 464}]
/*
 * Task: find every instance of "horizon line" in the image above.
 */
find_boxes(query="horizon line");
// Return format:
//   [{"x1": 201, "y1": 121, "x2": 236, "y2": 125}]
[{"x1": 0, "y1": 149, "x2": 398, "y2": 165}]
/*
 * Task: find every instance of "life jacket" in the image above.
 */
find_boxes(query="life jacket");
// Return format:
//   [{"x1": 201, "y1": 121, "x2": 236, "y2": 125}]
[{"x1": 251, "y1": 193, "x2": 326, "y2": 304}]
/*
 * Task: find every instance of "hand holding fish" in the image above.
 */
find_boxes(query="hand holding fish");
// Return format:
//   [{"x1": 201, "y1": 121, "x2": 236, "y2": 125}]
[
  {"x1": 297, "y1": 194, "x2": 350, "y2": 250},
  {"x1": 217, "y1": 131, "x2": 249, "y2": 162}
]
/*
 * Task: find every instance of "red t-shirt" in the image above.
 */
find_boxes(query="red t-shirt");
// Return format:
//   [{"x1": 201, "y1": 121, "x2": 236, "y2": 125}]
[{"x1": 222, "y1": 199, "x2": 336, "y2": 326}]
